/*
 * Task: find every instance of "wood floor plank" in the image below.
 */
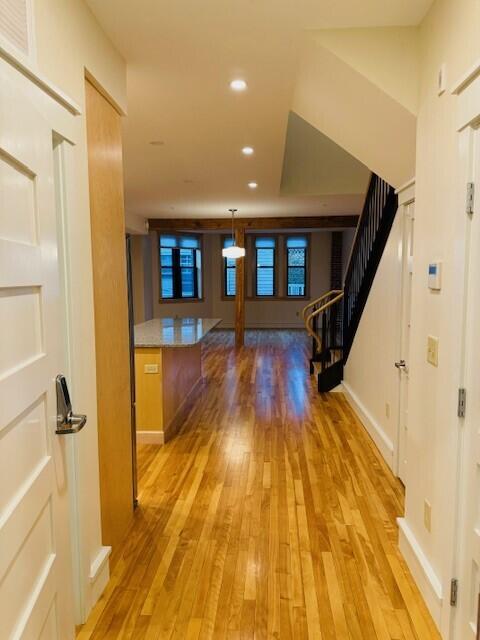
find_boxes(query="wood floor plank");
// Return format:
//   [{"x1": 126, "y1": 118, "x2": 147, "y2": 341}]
[{"x1": 79, "y1": 330, "x2": 440, "y2": 640}]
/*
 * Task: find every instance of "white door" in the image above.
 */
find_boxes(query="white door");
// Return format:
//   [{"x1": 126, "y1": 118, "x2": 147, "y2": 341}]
[
  {"x1": 0, "y1": 73, "x2": 75, "y2": 637},
  {"x1": 397, "y1": 202, "x2": 414, "y2": 485},
  {"x1": 456, "y1": 128, "x2": 480, "y2": 639}
]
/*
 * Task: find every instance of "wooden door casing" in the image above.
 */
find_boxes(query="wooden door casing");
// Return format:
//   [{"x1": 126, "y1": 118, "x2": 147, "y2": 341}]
[{"x1": 85, "y1": 79, "x2": 133, "y2": 554}]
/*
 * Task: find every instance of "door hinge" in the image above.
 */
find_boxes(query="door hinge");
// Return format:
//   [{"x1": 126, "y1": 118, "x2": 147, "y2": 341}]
[
  {"x1": 467, "y1": 182, "x2": 475, "y2": 215},
  {"x1": 450, "y1": 578, "x2": 458, "y2": 607},
  {"x1": 458, "y1": 388, "x2": 466, "y2": 418}
]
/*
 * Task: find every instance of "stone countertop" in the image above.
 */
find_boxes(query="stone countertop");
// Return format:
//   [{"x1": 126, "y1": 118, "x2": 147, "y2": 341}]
[{"x1": 134, "y1": 317, "x2": 222, "y2": 348}]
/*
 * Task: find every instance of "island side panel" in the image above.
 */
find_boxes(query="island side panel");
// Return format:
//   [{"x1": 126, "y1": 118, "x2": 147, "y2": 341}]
[
  {"x1": 134, "y1": 347, "x2": 164, "y2": 444},
  {"x1": 161, "y1": 343, "x2": 202, "y2": 441}
]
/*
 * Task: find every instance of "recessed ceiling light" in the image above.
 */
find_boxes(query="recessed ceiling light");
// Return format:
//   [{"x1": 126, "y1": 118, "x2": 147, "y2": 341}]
[
  {"x1": 248, "y1": 182, "x2": 258, "y2": 189},
  {"x1": 242, "y1": 146, "x2": 254, "y2": 156},
  {"x1": 150, "y1": 140, "x2": 165, "y2": 146},
  {"x1": 230, "y1": 79, "x2": 247, "y2": 92}
]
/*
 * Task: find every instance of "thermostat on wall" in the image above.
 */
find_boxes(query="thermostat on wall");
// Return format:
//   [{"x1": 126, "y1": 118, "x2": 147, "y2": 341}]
[{"x1": 428, "y1": 262, "x2": 442, "y2": 290}]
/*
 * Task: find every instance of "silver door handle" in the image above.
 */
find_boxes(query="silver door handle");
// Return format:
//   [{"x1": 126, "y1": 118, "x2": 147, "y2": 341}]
[
  {"x1": 395, "y1": 360, "x2": 407, "y2": 369},
  {"x1": 56, "y1": 374, "x2": 87, "y2": 435}
]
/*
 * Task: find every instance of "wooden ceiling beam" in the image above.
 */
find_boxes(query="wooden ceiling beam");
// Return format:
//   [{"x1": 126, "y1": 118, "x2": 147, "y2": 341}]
[{"x1": 148, "y1": 215, "x2": 359, "y2": 232}]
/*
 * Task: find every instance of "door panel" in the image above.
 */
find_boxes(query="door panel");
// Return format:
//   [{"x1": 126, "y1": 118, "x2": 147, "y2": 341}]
[
  {"x1": 397, "y1": 202, "x2": 414, "y2": 485},
  {"x1": 457, "y1": 128, "x2": 480, "y2": 639},
  {"x1": 0, "y1": 71, "x2": 74, "y2": 638}
]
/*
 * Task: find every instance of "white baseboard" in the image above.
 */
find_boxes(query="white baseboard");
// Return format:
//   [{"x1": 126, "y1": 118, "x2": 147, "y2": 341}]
[
  {"x1": 89, "y1": 545, "x2": 111, "y2": 610},
  {"x1": 137, "y1": 430, "x2": 164, "y2": 445},
  {"x1": 342, "y1": 381, "x2": 395, "y2": 470},
  {"x1": 397, "y1": 518, "x2": 443, "y2": 626}
]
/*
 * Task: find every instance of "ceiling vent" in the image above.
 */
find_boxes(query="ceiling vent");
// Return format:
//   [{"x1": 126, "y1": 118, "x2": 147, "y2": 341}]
[{"x1": 0, "y1": 0, "x2": 32, "y2": 58}]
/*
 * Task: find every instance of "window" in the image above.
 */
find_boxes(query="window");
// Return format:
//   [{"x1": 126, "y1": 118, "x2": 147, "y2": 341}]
[
  {"x1": 255, "y1": 237, "x2": 276, "y2": 296},
  {"x1": 159, "y1": 234, "x2": 202, "y2": 300},
  {"x1": 286, "y1": 236, "x2": 308, "y2": 297},
  {"x1": 223, "y1": 237, "x2": 236, "y2": 297}
]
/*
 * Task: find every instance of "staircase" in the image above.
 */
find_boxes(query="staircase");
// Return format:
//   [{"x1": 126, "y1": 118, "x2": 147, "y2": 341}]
[{"x1": 304, "y1": 173, "x2": 398, "y2": 392}]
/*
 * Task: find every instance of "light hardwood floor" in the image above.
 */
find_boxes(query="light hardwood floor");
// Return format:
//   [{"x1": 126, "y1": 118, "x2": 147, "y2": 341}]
[{"x1": 78, "y1": 330, "x2": 440, "y2": 640}]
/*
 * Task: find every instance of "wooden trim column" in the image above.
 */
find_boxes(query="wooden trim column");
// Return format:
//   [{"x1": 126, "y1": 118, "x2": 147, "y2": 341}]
[
  {"x1": 235, "y1": 227, "x2": 245, "y2": 348},
  {"x1": 85, "y1": 79, "x2": 134, "y2": 552}
]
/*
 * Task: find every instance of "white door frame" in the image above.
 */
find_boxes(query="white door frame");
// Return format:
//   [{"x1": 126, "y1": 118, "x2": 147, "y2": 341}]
[
  {"x1": 394, "y1": 179, "x2": 416, "y2": 484},
  {"x1": 451, "y1": 62, "x2": 480, "y2": 640},
  {"x1": 0, "y1": 49, "x2": 110, "y2": 624}
]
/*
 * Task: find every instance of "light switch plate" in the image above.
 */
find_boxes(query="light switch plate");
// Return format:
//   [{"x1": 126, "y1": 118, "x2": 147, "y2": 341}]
[
  {"x1": 144, "y1": 363, "x2": 159, "y2": 374},
  {"x1": 427, "y1": 336, "x2": 439, "y2": 367}
]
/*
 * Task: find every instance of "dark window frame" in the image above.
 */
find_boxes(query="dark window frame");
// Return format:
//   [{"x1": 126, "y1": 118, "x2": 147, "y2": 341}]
[
  {"x1": 158, "y1": 232, "x2": 203, "y2": 302},
  {"x1": 254, "y1": 236, "x2": 277, "y2": 298},
  {"x1": 285, "y1": 235, "x2": 309, "y2": 298},
  {"x1": 222, "y1": 236, "x2": 237, "y2": 298}
]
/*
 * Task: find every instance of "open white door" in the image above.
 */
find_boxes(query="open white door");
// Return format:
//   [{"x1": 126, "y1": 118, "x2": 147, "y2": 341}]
[
  {"x1": 396, "y1": 198, "x2": 414, "y2": 485},
  {"x1": 0, "y1": 72, "x2": 76, "y2": 637}
]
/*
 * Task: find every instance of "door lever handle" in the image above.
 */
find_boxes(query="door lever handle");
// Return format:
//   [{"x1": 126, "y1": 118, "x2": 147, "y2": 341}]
[
  {"x1": 395, "y1": 360, "x2": 407, "y2": 369},
  {"x1": 55, "y1": 375, "x2": 87, "y2": 435},
  {"x1": 56, "y1": 412, "x2": 87, "y2": 435}
]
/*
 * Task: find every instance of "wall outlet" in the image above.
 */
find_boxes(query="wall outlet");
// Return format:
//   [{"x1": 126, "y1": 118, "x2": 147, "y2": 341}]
[
  {"x1": 427, "y1": 336, "x2": 439, "y2": 367},
  {"x1": 424, "y1": 500, "x2": 432, "y2": 532},
  {"x1": 385, "y1": 403, "x2": 390, "y2": 419},
  {"x1": 144, "y1": 363, "x2": 159, "y2": 374}
]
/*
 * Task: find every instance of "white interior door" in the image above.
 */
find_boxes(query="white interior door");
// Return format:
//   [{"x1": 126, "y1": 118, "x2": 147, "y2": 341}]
[
  {"x1": 0, "y1": 73, "x2": 75, "y2": 637},
  {"x1": 397, "y1": 202, "x2": 414, "y2": 485},
  {"x1": 456, "y1": 127, "x2": 480, "y2": 640}
]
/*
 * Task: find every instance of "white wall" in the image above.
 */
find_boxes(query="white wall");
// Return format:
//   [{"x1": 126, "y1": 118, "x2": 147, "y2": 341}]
[
  {"x1": 343, "y1": 210, "x2": 403, "y2": 469},
  {"x1": 399, "y1": 0, "x2": 480, "y2": 636},
  {"x1": 143, "y1": 230, "x2": 334, "y2": 328},
  {"x1": 292, "y1": 35, "x2": 417, "y2": 189},
  {"x1": 313, "y1": 27, "x2": 420, "y2": 116},
  {"x1": 32, "y1": 0, "x2": 127, "y2": 621},
  {"x1": 340, "y1": 0, "x2": 480, "y2": 636},
  {"x1": 125, "y1": 211, "x2": 148, "y2": 234}
]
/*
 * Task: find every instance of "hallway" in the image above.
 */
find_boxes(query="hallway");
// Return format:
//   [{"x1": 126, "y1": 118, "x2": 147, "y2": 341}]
[{"x1": 78, "y1": 330, "x2": 439, "y2": 640}]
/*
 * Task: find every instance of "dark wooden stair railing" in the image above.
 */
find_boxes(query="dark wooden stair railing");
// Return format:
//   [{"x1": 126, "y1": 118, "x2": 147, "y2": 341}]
[
  {"x1": 304, "y1": 173, "x2": 398, "y2": 392},
  {"x1": 343, "y1": 173, "x2": 398, "y2": 361}
]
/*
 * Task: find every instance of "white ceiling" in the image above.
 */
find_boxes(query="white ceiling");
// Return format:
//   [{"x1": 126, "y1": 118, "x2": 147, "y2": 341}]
[{"x1": 86, "y1": 0, "x2": 432, "y2": 219}]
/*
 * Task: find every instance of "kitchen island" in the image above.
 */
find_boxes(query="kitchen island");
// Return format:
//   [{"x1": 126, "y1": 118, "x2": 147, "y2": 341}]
[{"x1": 134, "y1": 317, "x2": 221, "y2": 444}]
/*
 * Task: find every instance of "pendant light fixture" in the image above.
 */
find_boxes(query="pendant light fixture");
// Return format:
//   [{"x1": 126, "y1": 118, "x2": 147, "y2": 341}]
[{"x1": 222, "y1": 208, "x2": 246, "y2": 259}]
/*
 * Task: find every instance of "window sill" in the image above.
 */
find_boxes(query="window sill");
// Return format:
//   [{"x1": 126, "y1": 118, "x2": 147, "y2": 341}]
[
  {"x1": 247, "y1": 296, "x2": 310, "y2": 301},
  {"x1": 159, "y1": 297, "x2": 204, "y2": 304},
  {"x1": 220, "y1": 296, "x2": 310, "y2": 302}
]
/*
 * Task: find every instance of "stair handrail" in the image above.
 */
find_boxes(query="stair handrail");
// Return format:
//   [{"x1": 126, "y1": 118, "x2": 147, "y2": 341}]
[
  {"x1": 343, "y1": 173, "x2": 397, "y2": 360},
  {"x1": 342, "y1": 172, "x2": 377, "y2": 282},
  {"x1": 305, "y1": 291, "x2": 344, "y2": 352},
  {"x1": 301, "y1": 289, "x2": 343, "y2": 323}
]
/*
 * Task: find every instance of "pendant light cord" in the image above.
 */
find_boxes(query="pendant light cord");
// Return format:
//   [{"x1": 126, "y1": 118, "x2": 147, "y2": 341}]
[{"x1": 229, "y1": 208, "x2": 237, "y2": 243}]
